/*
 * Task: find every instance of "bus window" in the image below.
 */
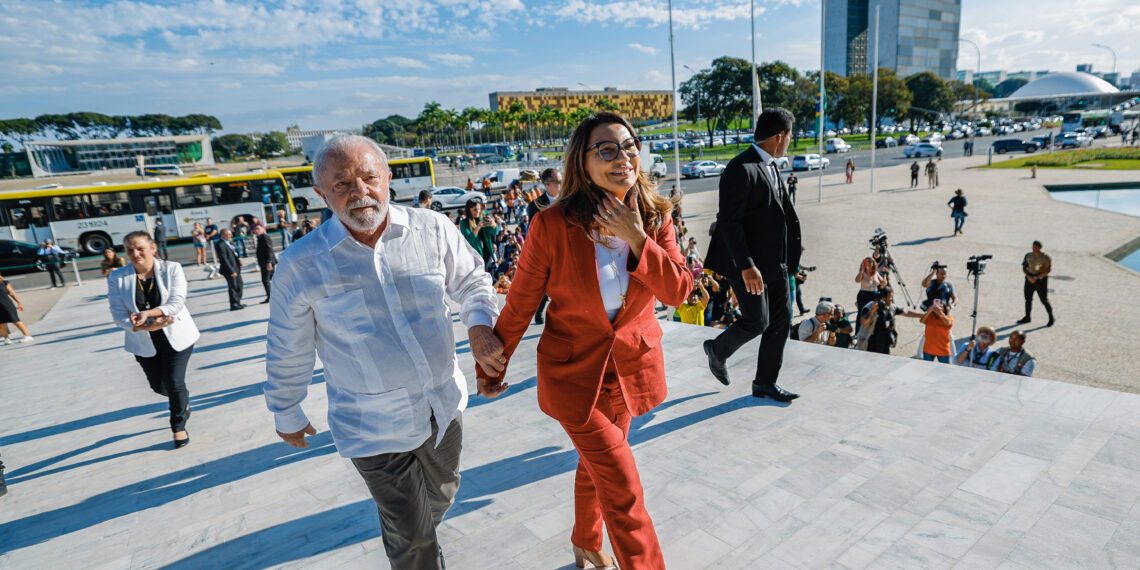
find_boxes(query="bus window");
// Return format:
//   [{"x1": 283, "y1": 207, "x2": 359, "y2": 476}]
[
  {"x1": 51, "y1": 195, "x2": 90, "y2": 220},
  {"x1": 255, "y1": 180, "x2": 286, "y2": 204},
  {"x1": 215, "y1": 182, "x2": 251, "y2": 204},
  {"x1": 89, "y1": 192, "x2": 133, "y2": 216},
  {"x1": 284, "y1": 171, "x2": 312, "y2": 189},
  {"x1": 174, "y1": 185, "x2": 215, "y2": 208},
  {"x1": 5, "y1": 206, "x2": 31, "y2": 229},
  {"x1": 391, "y1": 162, "x2": 427, "y2": 179}
]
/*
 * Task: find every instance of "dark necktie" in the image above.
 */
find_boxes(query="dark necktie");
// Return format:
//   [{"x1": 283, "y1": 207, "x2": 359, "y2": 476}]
[{"x1": 770, "y1": 163, "x2": 786, "y2": 202}]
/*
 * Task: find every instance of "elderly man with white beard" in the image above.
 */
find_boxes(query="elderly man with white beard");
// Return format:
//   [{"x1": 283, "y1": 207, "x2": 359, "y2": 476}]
[{"x1": 263, "y1": 135, "x2": 505, "y2": 569}]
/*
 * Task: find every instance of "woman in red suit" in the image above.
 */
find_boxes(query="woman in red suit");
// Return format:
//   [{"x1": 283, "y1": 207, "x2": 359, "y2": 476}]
[{"x1": 478, "y1": 112, "x2": 691, "y2": 569}]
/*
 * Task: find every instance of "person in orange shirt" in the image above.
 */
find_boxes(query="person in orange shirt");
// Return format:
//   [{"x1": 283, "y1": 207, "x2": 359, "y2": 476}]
[
  {"x1": 478, "y1": 112, "x2": 690, "y2": 570},
  {"x1": 920, "y1": 299, "x2": 954, "y2": 363},
  {"x1": 481, "y1": 176, "x2": 491, "y2": 193},
  {"x1": 465, "y1": 177, "x2": 474, "y2": 191}
]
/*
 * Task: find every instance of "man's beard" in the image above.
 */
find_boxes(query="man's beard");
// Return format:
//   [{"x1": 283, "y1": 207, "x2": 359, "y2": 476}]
[{"x1": 336, "y1": 197, "x2": 387, "y2": 232}]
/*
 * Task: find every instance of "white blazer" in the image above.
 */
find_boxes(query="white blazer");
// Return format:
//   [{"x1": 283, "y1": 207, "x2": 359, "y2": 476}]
[{"x1": 108, "y1": 259, "x2": 200, "y2": 356}]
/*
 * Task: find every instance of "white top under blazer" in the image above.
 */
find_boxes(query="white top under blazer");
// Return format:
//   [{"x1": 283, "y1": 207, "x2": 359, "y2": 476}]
[{"x1": 108, "y1": 259, "x2": 200, "y2": 357}]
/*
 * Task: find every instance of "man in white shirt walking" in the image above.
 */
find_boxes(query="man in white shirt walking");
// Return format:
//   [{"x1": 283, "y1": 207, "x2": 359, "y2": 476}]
[{"x1": 264, "y1": 135, "x2": 505, "y2": 569}]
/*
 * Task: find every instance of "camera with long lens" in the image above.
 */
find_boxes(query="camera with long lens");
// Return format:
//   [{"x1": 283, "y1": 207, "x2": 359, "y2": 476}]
[{"x1": 966, "y1": 254, "x2": 992, "y2": 276}]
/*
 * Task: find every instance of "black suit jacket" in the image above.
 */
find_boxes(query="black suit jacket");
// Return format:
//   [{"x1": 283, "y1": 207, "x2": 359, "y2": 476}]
[
  {"x1": 153, "y1": 222, "x2": 167, "y2": 242},
  {"x1": 215, "y1": 240, "x2": 241, "y2": 276},
  {"x1": 704, "y1": 146, "x2": 801, "y2": 281},
  {"x1": 527, "y1": 192, "x2": 553, "y2": 221},
  {"x1": 255, "y1": 233, "x2": 277, "y2": 266}
]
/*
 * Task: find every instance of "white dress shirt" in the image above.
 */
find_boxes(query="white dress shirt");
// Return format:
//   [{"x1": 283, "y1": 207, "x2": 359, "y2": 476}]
[
  {"x1": 264, "y1": 205, "x2": 498, "y2": 458},
  {"x1": 593, "y1": 236, "x2": 630, "y2": 322}
]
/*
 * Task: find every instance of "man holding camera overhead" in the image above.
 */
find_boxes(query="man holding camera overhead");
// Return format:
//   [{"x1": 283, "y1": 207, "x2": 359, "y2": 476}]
[{"x1": 920, "y1": 262, "x2": 956, "y2": 310}]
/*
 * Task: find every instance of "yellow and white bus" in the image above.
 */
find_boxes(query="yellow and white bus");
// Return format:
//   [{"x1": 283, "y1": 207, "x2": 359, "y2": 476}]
[
  {"x1": 0, "y1": 172, "x2": 294, "y2": 254},
  {"x1": 271, "y1": 156, "x2": 436, "y2": 212}
]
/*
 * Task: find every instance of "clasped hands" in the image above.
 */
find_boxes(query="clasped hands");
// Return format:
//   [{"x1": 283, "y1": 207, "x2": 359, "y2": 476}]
[
  {"x1": 470, "y1": 324, "x2": 510, "y2": 398},
  {"x1": 130, "y1": 311, "x2": 173, "y2": 331}
]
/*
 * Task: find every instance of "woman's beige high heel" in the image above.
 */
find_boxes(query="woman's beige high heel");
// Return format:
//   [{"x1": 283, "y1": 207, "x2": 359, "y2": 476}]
[{"x1": 573, "y1": 545, "x2": 617, "y2": 569}]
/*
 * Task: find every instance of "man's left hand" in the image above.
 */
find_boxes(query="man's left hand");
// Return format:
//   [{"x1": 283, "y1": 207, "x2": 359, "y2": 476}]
[{"x1": 469, "y1": 325, "x2": 506, "y2": 378}]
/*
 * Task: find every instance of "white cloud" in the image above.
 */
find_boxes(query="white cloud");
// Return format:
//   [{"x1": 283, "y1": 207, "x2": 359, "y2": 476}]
[
  {"x1": 429, "y1": 53, "x2": 474, "y2": 67},
  {"x1": 629, "y1": 43, "x2": 659, "y2": 55},
  {"x1": 552, "y1": 1, "x2": 757, "y2": 30}
]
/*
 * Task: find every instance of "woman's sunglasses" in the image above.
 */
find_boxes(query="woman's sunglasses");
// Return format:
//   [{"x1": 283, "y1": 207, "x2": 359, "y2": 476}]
[{"x1": 588, "y1": 138, "x2": 641, "y2": 162}]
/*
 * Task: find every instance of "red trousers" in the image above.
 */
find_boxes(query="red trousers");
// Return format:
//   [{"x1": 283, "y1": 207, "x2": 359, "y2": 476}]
[{"x1": 562, "y1": 370, "x2": 665, "y2": 570}]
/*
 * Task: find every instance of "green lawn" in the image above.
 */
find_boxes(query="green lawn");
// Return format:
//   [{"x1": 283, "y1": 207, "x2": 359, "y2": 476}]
[{"x1": 983, "y1": 148, "x2": 1140, "y2": 170}]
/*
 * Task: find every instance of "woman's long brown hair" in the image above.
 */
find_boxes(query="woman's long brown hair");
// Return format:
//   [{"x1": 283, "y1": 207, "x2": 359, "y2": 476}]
[{"x1": 557, "y1": 112, "x2": 677, "y2": 240}]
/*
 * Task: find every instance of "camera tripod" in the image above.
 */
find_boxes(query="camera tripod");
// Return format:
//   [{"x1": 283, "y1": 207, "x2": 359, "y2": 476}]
[{"x1": 876, "y1": 244, "x2": 916, "y2": 308}]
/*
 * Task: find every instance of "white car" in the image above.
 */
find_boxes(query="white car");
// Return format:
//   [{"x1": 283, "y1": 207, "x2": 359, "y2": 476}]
[
  {"x1": 791, "y1": 154, "x2": 830, "y2": 171},
  {"x1": 825, "y1": 138, "x2": 851, "y2": 153},
  {"x1": 428, "y1": 187, "x2": 488, "y2": 211},
  {"x1": 903, "y1": 143, "x2": 943, "y2": 158},
  {"x1": 681, "y1": 160, "x2": 725, "y2": 178},
  {"x1": 772, "y1": 156, "x2": 791, "y2": 170},
  {"x1": 900, "y1": 134, "x2": 920, "y2": 146}
]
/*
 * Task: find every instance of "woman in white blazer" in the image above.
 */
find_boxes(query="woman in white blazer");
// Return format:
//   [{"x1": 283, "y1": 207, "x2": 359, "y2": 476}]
[{"x1": 108, "y1": 231, "x2": 200, "y2": 449}]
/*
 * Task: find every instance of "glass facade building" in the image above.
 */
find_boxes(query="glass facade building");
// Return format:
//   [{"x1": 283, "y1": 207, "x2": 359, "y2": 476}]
[
  {"x1": 24, "y1": 135, "x2": 213, "y2": 178},
  {"x1": 825, "y1": 0, "x2": 961, "y2": 80}
]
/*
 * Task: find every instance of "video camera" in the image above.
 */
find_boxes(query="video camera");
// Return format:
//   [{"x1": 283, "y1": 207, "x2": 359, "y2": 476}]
[
  {"x1": 966, "y1": 254, "x2": 992, "y2": 276},
  {"x1": 868, "y1": 228, "x2": 888, "y2": 248},
  {"x1": 930, "y1": 261, "x2": 948, "y2": 271}
]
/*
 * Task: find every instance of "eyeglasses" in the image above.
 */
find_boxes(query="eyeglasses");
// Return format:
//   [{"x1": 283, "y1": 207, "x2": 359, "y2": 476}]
[{"x1": 588, "y1": 138, "x2": 641, "y2": 162}]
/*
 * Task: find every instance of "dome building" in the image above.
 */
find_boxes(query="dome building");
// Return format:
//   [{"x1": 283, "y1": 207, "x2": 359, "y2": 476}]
[
  {"x1": 1010, "y1": 72, "x2": 1120, "y2": 98},
  {"x1": 961, "y1": 71, "x2": 1138, "y2": 117}
]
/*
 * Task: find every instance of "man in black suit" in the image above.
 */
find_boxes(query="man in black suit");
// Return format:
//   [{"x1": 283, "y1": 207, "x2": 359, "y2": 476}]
[
  {"x1": 153, "y1": 218, "x2": 168, "y2": 260},
  {"x1": 702, "y1": 108, "x2": 803, "y2": 402},
  {"x1": 215, "y1": 228, "x2": 244, "y2": 310},
  {"x1": 527, "y1": 168, "x2": 561, "y2": 324},
  {"x1": 253, "y1": 224, "x2": 277, "y2": 304}
]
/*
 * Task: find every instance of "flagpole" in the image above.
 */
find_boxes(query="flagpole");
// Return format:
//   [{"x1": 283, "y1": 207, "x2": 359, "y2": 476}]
[
  {"x1": 818, "y1": 0, "x2": 825, "y2": 203},
  {"x1": 751, "y1": 0, "x2": 761, "y2": 124},
  {"x1": 870, "y1": 4, "x2": 880, "y2": 194},
  {"x1": 668, "y1": 0, "x2": 682, "y2": 196}
]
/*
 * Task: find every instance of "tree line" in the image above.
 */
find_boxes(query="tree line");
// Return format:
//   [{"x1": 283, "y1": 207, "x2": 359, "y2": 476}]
[{"x1": 0, "y1": 112, "x2": 223, "y2": 151}]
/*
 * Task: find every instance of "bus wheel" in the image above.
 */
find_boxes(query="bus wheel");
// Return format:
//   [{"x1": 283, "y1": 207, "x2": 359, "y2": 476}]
[
  {"x1": 81, "y1": 232, "x2": 113, "y2": 255},
  {"x1": 294, "y1": 198, "x2": 309, "y2": 212}
]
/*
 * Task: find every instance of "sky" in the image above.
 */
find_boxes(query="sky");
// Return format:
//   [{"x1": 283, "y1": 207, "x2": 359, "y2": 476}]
[{"x1": 1, "y1": 0, "x2": 1137, "y2": 134}]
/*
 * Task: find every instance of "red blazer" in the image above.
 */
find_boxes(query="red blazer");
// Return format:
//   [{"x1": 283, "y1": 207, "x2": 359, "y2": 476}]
[{"x1": 479, "y1": 203, "x2": 692, "y2": 426}]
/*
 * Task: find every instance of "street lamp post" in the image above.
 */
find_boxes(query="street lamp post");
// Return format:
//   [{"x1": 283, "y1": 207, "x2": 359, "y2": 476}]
[
  {"x1": 667, "y1": 0, "x2": 682, "y2": 196},
  {"x1": 683, "y1": 64, "x2": 702, "y2": 129},
  {"x1": 1091, "y1": 43, "x2": 1117, "y2": 78},
  {"x1": 959, "y1": 38, "x2": 981, "y2": 122}
]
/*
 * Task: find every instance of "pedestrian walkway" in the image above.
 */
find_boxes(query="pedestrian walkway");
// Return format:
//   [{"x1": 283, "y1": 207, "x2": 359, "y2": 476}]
[{"x1": 1, "y1": 262, "x2": 1138, "y2": 568}]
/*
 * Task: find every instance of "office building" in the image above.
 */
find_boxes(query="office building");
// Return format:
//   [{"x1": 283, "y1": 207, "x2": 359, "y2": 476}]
[
  {"x1": 825, "y1": 0, "x2": 961, "y2": 80},
  {"x1": 488, "y1": 88, "x2": 674, "y2": 121},
  {"x1": 24, "y1": 135, "x2": 214, "y2": 178}
]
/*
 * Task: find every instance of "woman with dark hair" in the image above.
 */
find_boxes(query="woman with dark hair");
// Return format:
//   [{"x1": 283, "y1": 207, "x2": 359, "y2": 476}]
[
  {"x1": 477, "y1": 112, "x2": 691, "y2": 569},
  {"x1": 107, "y1": 231, "x2": 200, "y2": 448},
  {"x1": 459, "y1": 197, "x2": 498, "y2": 270}
]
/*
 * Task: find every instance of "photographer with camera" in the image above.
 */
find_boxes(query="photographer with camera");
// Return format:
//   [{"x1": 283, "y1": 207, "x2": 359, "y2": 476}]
[
  {"x1": 856, "y1": 286, "x2": 924, "y2": 354},
  {"x1": 795, "y1": 299, "x2": 836, "y2": 345},
  {"x1": 919, "y1": 299, "x2": 954, "y2": 363},
  {"x1": 994, "y1": 330, "x2": 1036, "y2": 376},
  {"x1": 831, "y1": 304, "x2": 855, "y2": 348},
  {"x1": 956, "y1": 326, "x2": 999, "y2": 370},
  {"x1": 921, "y1": 262, "x2": 957, "y2": 310}
]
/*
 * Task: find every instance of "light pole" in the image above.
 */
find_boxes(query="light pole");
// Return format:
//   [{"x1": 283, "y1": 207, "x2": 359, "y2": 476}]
[
  {"x1": 750, "y1": 0, "x2": 761, "y2": 126},
  {"x1": 959, "y1": 38, "x2": 981, "y2": 122},
  {"x1": 667, "y1": 0, "x2": 682, "y2": 195},
  {"x1": 683, "y1": 64, "x2": 702, "y2": 129},
  {"x1": 1091, "y1": 43, "x2": 1117, "y2": 79}
]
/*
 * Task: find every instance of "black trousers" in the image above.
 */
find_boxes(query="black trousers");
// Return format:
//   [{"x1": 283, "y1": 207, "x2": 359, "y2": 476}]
[
  {"x1": 910, "y1": 174, "x2": 919, "y2": 188},
  {"x1": 795, "y1": 282, "x2": 807, "y2": 314},
  {"x1": 710, "y1": 269, "x2": 792, "y2": 387},
  {"x1": 45, "y1": 263, "x2": 64, "y2": 287},
  {"x1": 534, "y1": 294, "x2": 548, "y2": 322},
  {"x1": 352, "y1": 416, "x2": 462, "y2": 570},
  {"x1": 224, "y1": 272, "x2": 243, "y2": 308},
  {"x1": 157, "y1": 243, "x2": 168, "y2": 261},
  {"x1": 1024, "y1": 276, "x2": 1053, "y2": 319},
  {"x1": 134, "y1": 332, "x2": 193, "y2": 433},
  {"x1": 259, "y1": 265, "x2": 274, "y2": 300},
  {"x1": 855, "y1": 290, "x2": 877, "y2": 333}
]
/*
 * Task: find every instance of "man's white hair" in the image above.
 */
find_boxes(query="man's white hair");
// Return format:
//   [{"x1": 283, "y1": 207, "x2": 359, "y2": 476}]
[{"x1": 312, "y1": 134, "x2": 389, "y2": 186}]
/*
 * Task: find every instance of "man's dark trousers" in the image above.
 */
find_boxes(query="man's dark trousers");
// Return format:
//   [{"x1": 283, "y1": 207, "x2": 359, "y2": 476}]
[
  {"x1": 711, "y1": 269, "x2": 792, "y2": 388},
  {"x1": 215, "y1": 240, "x2": 243, "y2": 309},
  {"x1": 1024, "y1": 276, "x2": 1053, "y2": 319},
  {"x1": 351, "y1": 416, "x2": 461, "y2": 570}
]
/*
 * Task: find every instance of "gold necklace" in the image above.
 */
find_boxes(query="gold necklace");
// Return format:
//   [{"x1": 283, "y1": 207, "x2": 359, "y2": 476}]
[{"x1": 602, "y1": 237, "x2": 628, "y2": 307}]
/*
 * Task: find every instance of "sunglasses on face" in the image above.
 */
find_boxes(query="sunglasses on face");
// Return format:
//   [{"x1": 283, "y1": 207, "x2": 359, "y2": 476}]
[{"x1": 588, "y1": 138, "x2": 641, "y2": 162}]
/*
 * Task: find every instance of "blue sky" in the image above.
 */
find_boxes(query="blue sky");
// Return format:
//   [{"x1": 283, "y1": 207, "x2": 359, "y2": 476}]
[{"x1": 1, "y1": 0, "x2": 1136, "y2": 134}]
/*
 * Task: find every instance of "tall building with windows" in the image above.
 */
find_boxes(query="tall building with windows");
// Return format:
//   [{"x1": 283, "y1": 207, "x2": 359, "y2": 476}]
[{"x1": 825, "y1": 0, "x2": 961, "y2": 80}]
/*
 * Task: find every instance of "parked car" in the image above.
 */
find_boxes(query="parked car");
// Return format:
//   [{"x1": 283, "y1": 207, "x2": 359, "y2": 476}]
[
  {"x1": 991, "y1": 139, "x2": 1039, "y2": 154},
  {"x1": 976, "y1": 126, "x2": 992, "y2": 136},
  {"x1": 0, "y1": 239, "x2": 78, "y2": 274},
  {"x1": 900, "y1": 134, "x2": 920, "y2": 145},
  {"x1": 791, "y1": 154, "x2": 830, "y2": 171},
  {"x1": 875, "y1": 137, "x2": 898, "y2": 148},
  {"x1": 1055, "y1": 133, "x2": 1093, "y2": 149},
  {"x1": 428, "y1": 187, "x2": 488, "y2": 211},
  {"x1": 921, "y1": 133, "x2": 944, "y2": 144},
  {"x1": 824, "y1": 138, "x2": 852, "y2": 153},
  {"x1": 681, "y1": 160, "x2": 725, "y2": 178},
  {"x1": 1030, "y1": 136, "x2": 1052, "y2": 149},
  {"x1": 903, "y1": 143, "x2": 943, "y2": 158},
  {"x1": 772, "y1": 156, "x2": 791, "y2": 170}
]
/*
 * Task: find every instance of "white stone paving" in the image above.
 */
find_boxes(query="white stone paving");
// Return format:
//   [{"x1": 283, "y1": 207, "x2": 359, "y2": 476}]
[{"x1": 1, "y1": 267, "x2": 1139, "y2": 569}]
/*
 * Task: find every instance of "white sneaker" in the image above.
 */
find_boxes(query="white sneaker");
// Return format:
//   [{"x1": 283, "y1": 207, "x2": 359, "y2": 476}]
[
  {"x1": 21, "y1": 335, "x2": 34, "y2": 343},
  {"x1": 2, "y1": 338, "x2": 11, "y2": 345}
]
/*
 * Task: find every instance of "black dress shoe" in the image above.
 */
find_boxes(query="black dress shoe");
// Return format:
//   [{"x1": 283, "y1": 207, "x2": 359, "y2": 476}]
[
  {"x1": 1016, "y1": 316, "x2": 1031, "y2": 324},
  {"x1": 752, "y1": 383, "x2": 799, "y2": 402},
  {"x1": 230, "y1": 304, "x2": 246, "y2": 311},
  {"x1": 260, "y1": 299, "x2": 271, "y2": 304},
  {"x1": 704, "y1": 339, "x2": 730, "y2": 385},
  {"x1": 534, "y1": 315, "x2": 544, "y2": 325},
  {"x1": 174, "y1": 435, "x2": 190, "y2": 449},
  {"x1": 1047, "y1": 316, "x2": 1055, "y2": 327}
]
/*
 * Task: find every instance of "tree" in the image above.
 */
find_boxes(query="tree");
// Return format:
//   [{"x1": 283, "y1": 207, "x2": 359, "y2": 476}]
[
  {"x1": 595, "y1": 97, "x2": 621, "y2": 112},
  {"x1": 837, "y1": 73, "x2": 872, "y2": 129},
  {"x1": 212, "y1": 134, "x2": 255, "y2": 161},
  {"x1": 874, "y1": 68, "x2": 912, "y2": 126},
  {"x1": 905, "y1": 72, "x2": 956, "y2": 130},
  {"x1": 257, "y1": 131, "x2": 290, "y2": 156},
  {"x1": 679, "y1": 56, "x2": 751, "y2": 146},
  {"x1": 756, "y1": 60, "x2": 801, "y2": 112},
  {"x1": 0, "y1": 118, "x2": 39, "y2": 148}
]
